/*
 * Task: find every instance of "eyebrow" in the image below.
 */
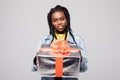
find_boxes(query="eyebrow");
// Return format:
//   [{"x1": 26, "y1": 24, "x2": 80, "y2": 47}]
[{"x1": 52, "y1": 16, "x2": 65, "y2": 20}]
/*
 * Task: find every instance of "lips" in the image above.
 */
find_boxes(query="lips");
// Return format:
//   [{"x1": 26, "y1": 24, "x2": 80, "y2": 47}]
[
  {"x1": 58, "y1": 25, "x2": 64, "y2": 29},
  {"x1": 55, "y1": 25, "x2": 66, "y2": 32}
]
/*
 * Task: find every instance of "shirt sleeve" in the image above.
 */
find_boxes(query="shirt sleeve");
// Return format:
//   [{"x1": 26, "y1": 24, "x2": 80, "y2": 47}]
[
  {"x1": 76, "y1": 36, "x2": 88, "y2": 72},
  {"x1": 31, "y1": 57, "x2": 38, "y2": 71},
  {"x1": 31, "y1": 37, "x2": 43, "y2": 72}
]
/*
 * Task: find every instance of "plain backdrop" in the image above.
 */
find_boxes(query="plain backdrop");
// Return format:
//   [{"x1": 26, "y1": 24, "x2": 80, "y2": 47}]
[{"x1": 0, "y1": 0, "x2": 120, "y2": 80}]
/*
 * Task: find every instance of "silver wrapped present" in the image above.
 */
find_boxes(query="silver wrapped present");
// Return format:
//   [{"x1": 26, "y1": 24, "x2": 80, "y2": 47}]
[{"x1": 37, "y1": 44, "x2": 81, "y2": 78}]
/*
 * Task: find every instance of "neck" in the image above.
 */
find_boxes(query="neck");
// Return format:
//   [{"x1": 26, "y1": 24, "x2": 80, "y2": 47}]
[
  {"x1": 56, "y1": 30, "x2": 66, "y2": 34},
  {"x1": 55, "y1": 32, "x2": 68, "y2": 40}
]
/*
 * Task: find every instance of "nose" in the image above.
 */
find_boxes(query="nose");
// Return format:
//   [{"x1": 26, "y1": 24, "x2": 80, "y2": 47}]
[{"x1": 57, "y1": 20, "x2": 62, "y2": 25}]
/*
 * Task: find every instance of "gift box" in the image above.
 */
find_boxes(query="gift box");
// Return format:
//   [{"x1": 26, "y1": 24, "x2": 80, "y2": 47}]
[{"x1": 36, "y1": 40, "x2": 81, "y2": 78}]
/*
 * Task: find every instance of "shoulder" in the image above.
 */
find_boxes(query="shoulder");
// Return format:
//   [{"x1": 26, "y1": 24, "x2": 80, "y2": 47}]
[
  {"x1": 36, "y1": 34, "x2": 52, "y2": 50},
  {"x1": 73, "y1": 33, "x2": 84, "y2": 42},
  {"x1": 72, "y1": 33, "x2": 86, "y2": 49},
  {"x1": 39, "y1": 34, "x2": 53, "y2": 44}
]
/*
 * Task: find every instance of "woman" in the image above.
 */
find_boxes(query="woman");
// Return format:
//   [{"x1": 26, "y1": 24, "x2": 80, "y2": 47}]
[{"x1": 32, "y1": 5, "x2": 88, "y2": 80}]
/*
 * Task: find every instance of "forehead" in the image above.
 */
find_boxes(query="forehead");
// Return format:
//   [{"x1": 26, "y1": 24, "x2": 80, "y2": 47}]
[{"x1": 51, "y1": 11, "x2": 65, "y2": 18}]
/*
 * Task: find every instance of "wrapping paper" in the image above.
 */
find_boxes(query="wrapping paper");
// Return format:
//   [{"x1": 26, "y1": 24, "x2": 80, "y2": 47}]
[{"x1": 37, "y1": 40, "x2": 81, "y2": 78}]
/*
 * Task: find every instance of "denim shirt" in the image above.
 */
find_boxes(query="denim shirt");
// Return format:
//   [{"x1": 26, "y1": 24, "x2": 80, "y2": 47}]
[{"x1": 32, "y1": 32, "x2": 88, "y2": 80}]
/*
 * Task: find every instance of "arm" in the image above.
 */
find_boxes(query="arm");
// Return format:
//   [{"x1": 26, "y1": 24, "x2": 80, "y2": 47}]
[
  {"x1": 76, "y1": 36, "x2": 88, "y2": 72},
  {"x1": 31, "y1": 35, "x2": 50, "y2": 72},
  {"x1": 31, "y1": 56, "x2": 38, "y2": 71},
  {"x1": 31, "y1": 37, "x2": 43, "y2": 72}
]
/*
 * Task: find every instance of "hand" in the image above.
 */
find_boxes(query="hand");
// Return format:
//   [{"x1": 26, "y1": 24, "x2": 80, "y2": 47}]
[{"x1": 36, "y1": 57, "x2": 39, "y2": 69}]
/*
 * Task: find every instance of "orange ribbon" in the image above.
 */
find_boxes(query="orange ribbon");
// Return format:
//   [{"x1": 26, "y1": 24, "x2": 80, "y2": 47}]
[
  {"x1": 40, "y1": 40, "x2": 79, "y2": 55},
  {"x1": 50, "y1": 40, "x2": 71, "y2": 55}
]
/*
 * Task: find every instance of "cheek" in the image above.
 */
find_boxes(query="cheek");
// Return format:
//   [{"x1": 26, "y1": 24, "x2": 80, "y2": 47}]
[
  {"x1": 64, "y1": 21, "x2": 67, "y2": 26},
  {"x1": 52, "y1": 22, "x2": 56, "y2": 25},
  {"x1": 52, "y1": 22, "x2": 57, "y2": 28}
]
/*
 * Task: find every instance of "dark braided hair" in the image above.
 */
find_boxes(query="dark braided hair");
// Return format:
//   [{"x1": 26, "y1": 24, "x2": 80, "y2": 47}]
[{"x1": 47, "y1": 5, "x2": 77, "y2": 45}]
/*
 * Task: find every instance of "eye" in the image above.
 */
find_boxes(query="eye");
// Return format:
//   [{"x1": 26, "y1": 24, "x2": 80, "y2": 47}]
[
  {"x1": 60, "y1": 17, "x2": 65, "y2": 21},
  {"x1": 52, "y1": 19, "x2": 57, "y2": 23}
]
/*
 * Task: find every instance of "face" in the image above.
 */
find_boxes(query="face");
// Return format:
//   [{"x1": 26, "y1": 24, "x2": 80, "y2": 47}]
[{"x1": 51, "y1": 11, "x2": 67, "y2": 33}]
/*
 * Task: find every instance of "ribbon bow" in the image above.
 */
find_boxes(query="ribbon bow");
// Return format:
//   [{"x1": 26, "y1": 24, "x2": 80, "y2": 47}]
[
  {"x1": 50, "y1": 40, "x2": 70, "y2": 55},
  {"x1": 39, "y1": 40, "x2": 80, "y2": 56}
]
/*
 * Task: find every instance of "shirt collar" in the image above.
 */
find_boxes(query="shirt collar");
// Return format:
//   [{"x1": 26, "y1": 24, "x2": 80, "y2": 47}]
[
  {"x1": 67, "y1": 32, "x2": 75, "y2": 44},
  {"x1": 45, "y1": 32, "x2": 75, "y2": 44}
]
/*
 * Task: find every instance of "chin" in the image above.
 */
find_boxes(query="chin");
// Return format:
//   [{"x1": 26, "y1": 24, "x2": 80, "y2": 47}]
[{"x1": 56, "y1": 30, "x2": 65, "y2": 34}]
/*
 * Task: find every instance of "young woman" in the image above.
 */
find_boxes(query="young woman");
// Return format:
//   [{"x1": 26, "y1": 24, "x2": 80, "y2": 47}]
[{"x1": 32, "y1": 5, "x2": 88, "y2": 80}]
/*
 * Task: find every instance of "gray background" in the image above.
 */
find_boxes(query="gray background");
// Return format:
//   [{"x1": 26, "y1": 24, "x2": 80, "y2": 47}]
[{"x1": 0, "y1": 0, "x2": 120, "y2": 80}]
